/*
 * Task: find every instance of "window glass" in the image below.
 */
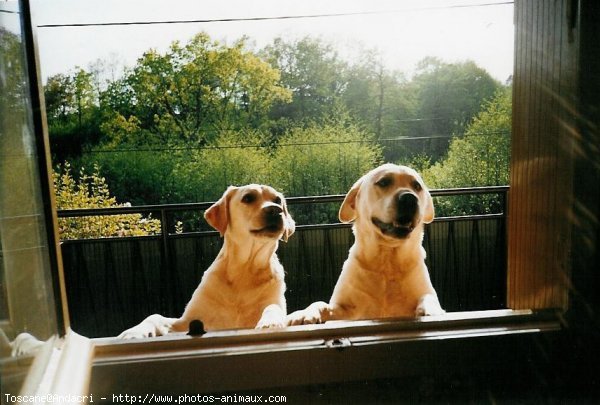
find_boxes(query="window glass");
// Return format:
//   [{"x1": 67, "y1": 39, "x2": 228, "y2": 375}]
[
  {"x1": 33, "y1": 0, "x2": 513, "y2": 338},
  {"x1": 1, "y1": 0, "x2": 60, "y2": 394}
]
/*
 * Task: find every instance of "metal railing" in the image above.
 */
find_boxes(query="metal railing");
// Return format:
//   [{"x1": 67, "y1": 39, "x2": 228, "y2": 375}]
[
  {"x1": 56, "y1": 186, "x2": 508, "y2": 235},
  {"x1": 57, "y1": 186, "x2": 508, "y2": 338}
]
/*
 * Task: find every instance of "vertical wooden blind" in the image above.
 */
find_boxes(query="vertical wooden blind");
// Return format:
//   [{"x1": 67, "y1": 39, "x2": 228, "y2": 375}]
[{"x1": 509, "y1": 0, "x2": 579, "y2": 309}]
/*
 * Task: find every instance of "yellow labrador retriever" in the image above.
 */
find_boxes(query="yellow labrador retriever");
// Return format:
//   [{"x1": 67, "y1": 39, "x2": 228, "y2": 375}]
[
  {"x1": 288, "y1": 163, "x2": 444, "y2": 325},
  {"x1": 119, "y1": 184, "x2": 295, "y2": 338}
]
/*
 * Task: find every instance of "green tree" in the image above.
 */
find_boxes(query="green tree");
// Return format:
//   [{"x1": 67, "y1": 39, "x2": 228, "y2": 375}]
[
  {"x1": 102, "y1": 33, "x2": 291, "y2": 147},
  {"x1": 53, "y1": 163, "x2": 161, "y2": 239},
  {"x1": 422, "y1": 87, "x2": 512, "y2": 215},
  {"x1": 42, "y1": 31, "x2": 509, "y2": 211},
  {"x1": 76, "y1": 32, "x2": 294, "y2": 205},
  {"x1": 343, "y1": 49, "x2": 414, "y2": 142},
  {"x1": 261, "y1": 37, "x2": 348, "y2": 126},
  {"x1": 72, "y1": 69, "x2": 95, "y2": 129},
  {"x1": 409, "y1": 57, "x2": 501, "y2": 160},
  {"x1": 44, "y1": 73, "x2": 73, "y2": 122},
  {"x1": 45, "y1": 68, "x2": 102, "y2": 161}
]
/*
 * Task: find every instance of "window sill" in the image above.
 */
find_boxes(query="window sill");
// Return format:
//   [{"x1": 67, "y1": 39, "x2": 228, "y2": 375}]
[{"x1": 89, "y1": 309, "x2": 562, "y2": 395}]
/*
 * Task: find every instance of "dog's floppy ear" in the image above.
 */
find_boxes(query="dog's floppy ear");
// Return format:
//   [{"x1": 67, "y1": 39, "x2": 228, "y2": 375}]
[
  {"x1": 205, "y1": 186, "x2": 237, "y2": 236},
  {"x1": 339, "y1": 178, "x2": 363, "y2": 223},
  {"x1": 280, "y1": 196, "x2": 296, "y2": 242},
  {"x1": 422, "y1": 184, "x2": 435, "y2": 224}
]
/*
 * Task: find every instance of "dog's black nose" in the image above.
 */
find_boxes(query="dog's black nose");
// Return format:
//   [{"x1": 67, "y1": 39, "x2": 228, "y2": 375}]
[
  {"x1": 396, "y1": 192, "x2": 418, "y2": 224},
  {"x1": 263, "y1": 204, "x2": 283, "y2": 216},
  {"x1": 263, "y1": 205, "x2": 283, "y2": 226},
  {"x1": 398, "y1": 192, "x2": 418, "y2": 208}
]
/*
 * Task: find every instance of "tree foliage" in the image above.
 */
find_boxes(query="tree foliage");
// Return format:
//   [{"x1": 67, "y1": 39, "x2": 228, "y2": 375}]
[
  {"x1": 45, "y1": 68, "x2": 103, "y2": 160},
  {"x1": 103, "y1": 33, "x2": 291, "y2": 147},
  {"x1": 170, "y1": 114, "x2": 381, "y2": 210},
  {"x1": 269, "y1": 113, "x2": 382, "y2": 197},
  {"x1": 261, "y1": 37, "x2": 347, "y2": 125},
  {"x1": 88, "y1": 149, "x2": 180, "y2": 205},
  {"x1": 342, "y1": 50, "x2": 413, "y2": 141},
  {"x1": 412, "y1": 57, "x2": 501, "y2": 136},
  {"x1": 268, "y1": 113, "x2": 382, "y2": 224},
  {"x1": 172, "y1": 130, "x2": 272, "y2": 203},
  {"x1": 422, "y1": 87, "x2": 512, "y2": 215},
  {"x1": 43, "y1": 31, "x2": 511, "y2": 221},
  {"x1": 408, "y1": 57, "x2": 501, "y2": 161}
]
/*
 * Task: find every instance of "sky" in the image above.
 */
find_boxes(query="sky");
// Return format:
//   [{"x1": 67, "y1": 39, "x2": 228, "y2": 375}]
[{"x1": 30, "y1": 0, "x2": 514, "y2": 83}]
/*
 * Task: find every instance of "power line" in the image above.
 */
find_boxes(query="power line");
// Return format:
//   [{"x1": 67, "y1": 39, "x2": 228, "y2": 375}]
[
  {"x1": 380, "y1": 131, "x2": 509, "y2": 141},
  {"x1": 82, "y1": 130, "x2": 510, "y2": 154},
  {"x1": 394, "y1": 117, "x2": 450, "y2": 122},
  {"x1": 37, "y1": 1, "x2": 513, "y2": 28},
  {"x1": 86, "y1": 139, "x2": 375, "y2": 153}
]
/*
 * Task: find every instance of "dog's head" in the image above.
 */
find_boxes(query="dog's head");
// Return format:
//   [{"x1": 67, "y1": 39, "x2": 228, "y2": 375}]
[
  {"x1": 339, "y1": 163, "x2": 434, "y2": 241},
  {"x1": 205, "y1": 184, "x2": 295, "y2": 242}
]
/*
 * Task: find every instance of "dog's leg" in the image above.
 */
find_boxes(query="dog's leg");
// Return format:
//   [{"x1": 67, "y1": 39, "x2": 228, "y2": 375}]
[
  {"x1": 117, "y1": 314, "x2": 178, "y2": 339},
  {"x1": 255, "y1": 304, "x2": 286, "y2": 329},
  {"x1": 415, "y1": 294, "x2": 445, "y2": 316}
]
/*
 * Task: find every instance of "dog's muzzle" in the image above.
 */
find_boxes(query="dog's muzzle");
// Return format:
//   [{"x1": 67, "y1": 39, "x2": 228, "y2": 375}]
[
  {"x1": 252, "y1": 204, "x2": 284, "y2": 236},
  {"x1": 372, "y1": 192, "x2": 419, "y2": 239}
]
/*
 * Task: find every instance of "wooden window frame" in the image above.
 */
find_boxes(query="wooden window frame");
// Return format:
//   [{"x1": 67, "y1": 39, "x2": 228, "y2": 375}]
[{"x1": 5, "y1": 0, "x2": 599, "y2": 398}]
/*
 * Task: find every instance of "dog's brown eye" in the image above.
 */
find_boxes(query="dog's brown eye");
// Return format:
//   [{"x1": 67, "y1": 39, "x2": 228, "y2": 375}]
[
  {"x1": 412, "y1": 180, "x2": 423, "y2": 192},
  {"x1": 241, "y1": 193, "x2": 256, "y2": 204},
  {"x1": 375, "y1": 176, "x2": 392, "y2": 188},
  {"x1": 273, "y1": 196, "x2": 282, "y2": 205}
]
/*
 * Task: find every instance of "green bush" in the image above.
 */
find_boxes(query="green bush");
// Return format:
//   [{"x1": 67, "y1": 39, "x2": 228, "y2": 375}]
[
  {"x1": 270, "y1": 120, "x2": 382, "y2": 197},
  {"x1": 421, "y1": 87, "x2": 512, "y2": 216},
  {"x1": 86, "y1": 149, "x2": 180, "y2": 205},
  {"x1": 54, "y1": 163, "x2": 161, "y2": 239},
  {"x1": 172, "y1": 130, "x2": 271, "y2": 203},
  {"x1": 269, "y1": 118, "x2": 382, "y2": 224}
]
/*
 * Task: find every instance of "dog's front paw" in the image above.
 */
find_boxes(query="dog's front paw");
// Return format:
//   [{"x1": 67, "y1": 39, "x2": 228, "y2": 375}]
[
  {"x1": 117, "y1": 314, "x2": 176, "y2": 339},
  {"x1": 11, "y1": 333, "x2": 45, "y2": 357},
  {"x1": 256, "y1": 305, "x2": 286, "y2": 329},
  {"x1": 286, "y1": 310, "x2": 321, "y2": 326},
  {"x1": 256, "y1": 314, "x2": 286, "y2": 329},
  {"x1": 415, "y1": 294, "x2": 445, "y2": 317},
  {"x1": 286, "y1": 301, "x2": 329, "y2": 326}
]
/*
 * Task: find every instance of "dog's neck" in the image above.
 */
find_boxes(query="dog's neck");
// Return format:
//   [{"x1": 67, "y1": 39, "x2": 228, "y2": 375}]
[
  {"x1": 351, "y1": 224, "x2": 425, "y2": 274},
  {"x1": 218, "y1": 234, "x2": 279, "y2": 277}
]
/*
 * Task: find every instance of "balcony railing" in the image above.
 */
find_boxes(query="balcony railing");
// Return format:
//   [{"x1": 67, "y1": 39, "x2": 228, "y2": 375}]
[{"x1": 57, "y1": 186, "x2": 508, "y2": 338}]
